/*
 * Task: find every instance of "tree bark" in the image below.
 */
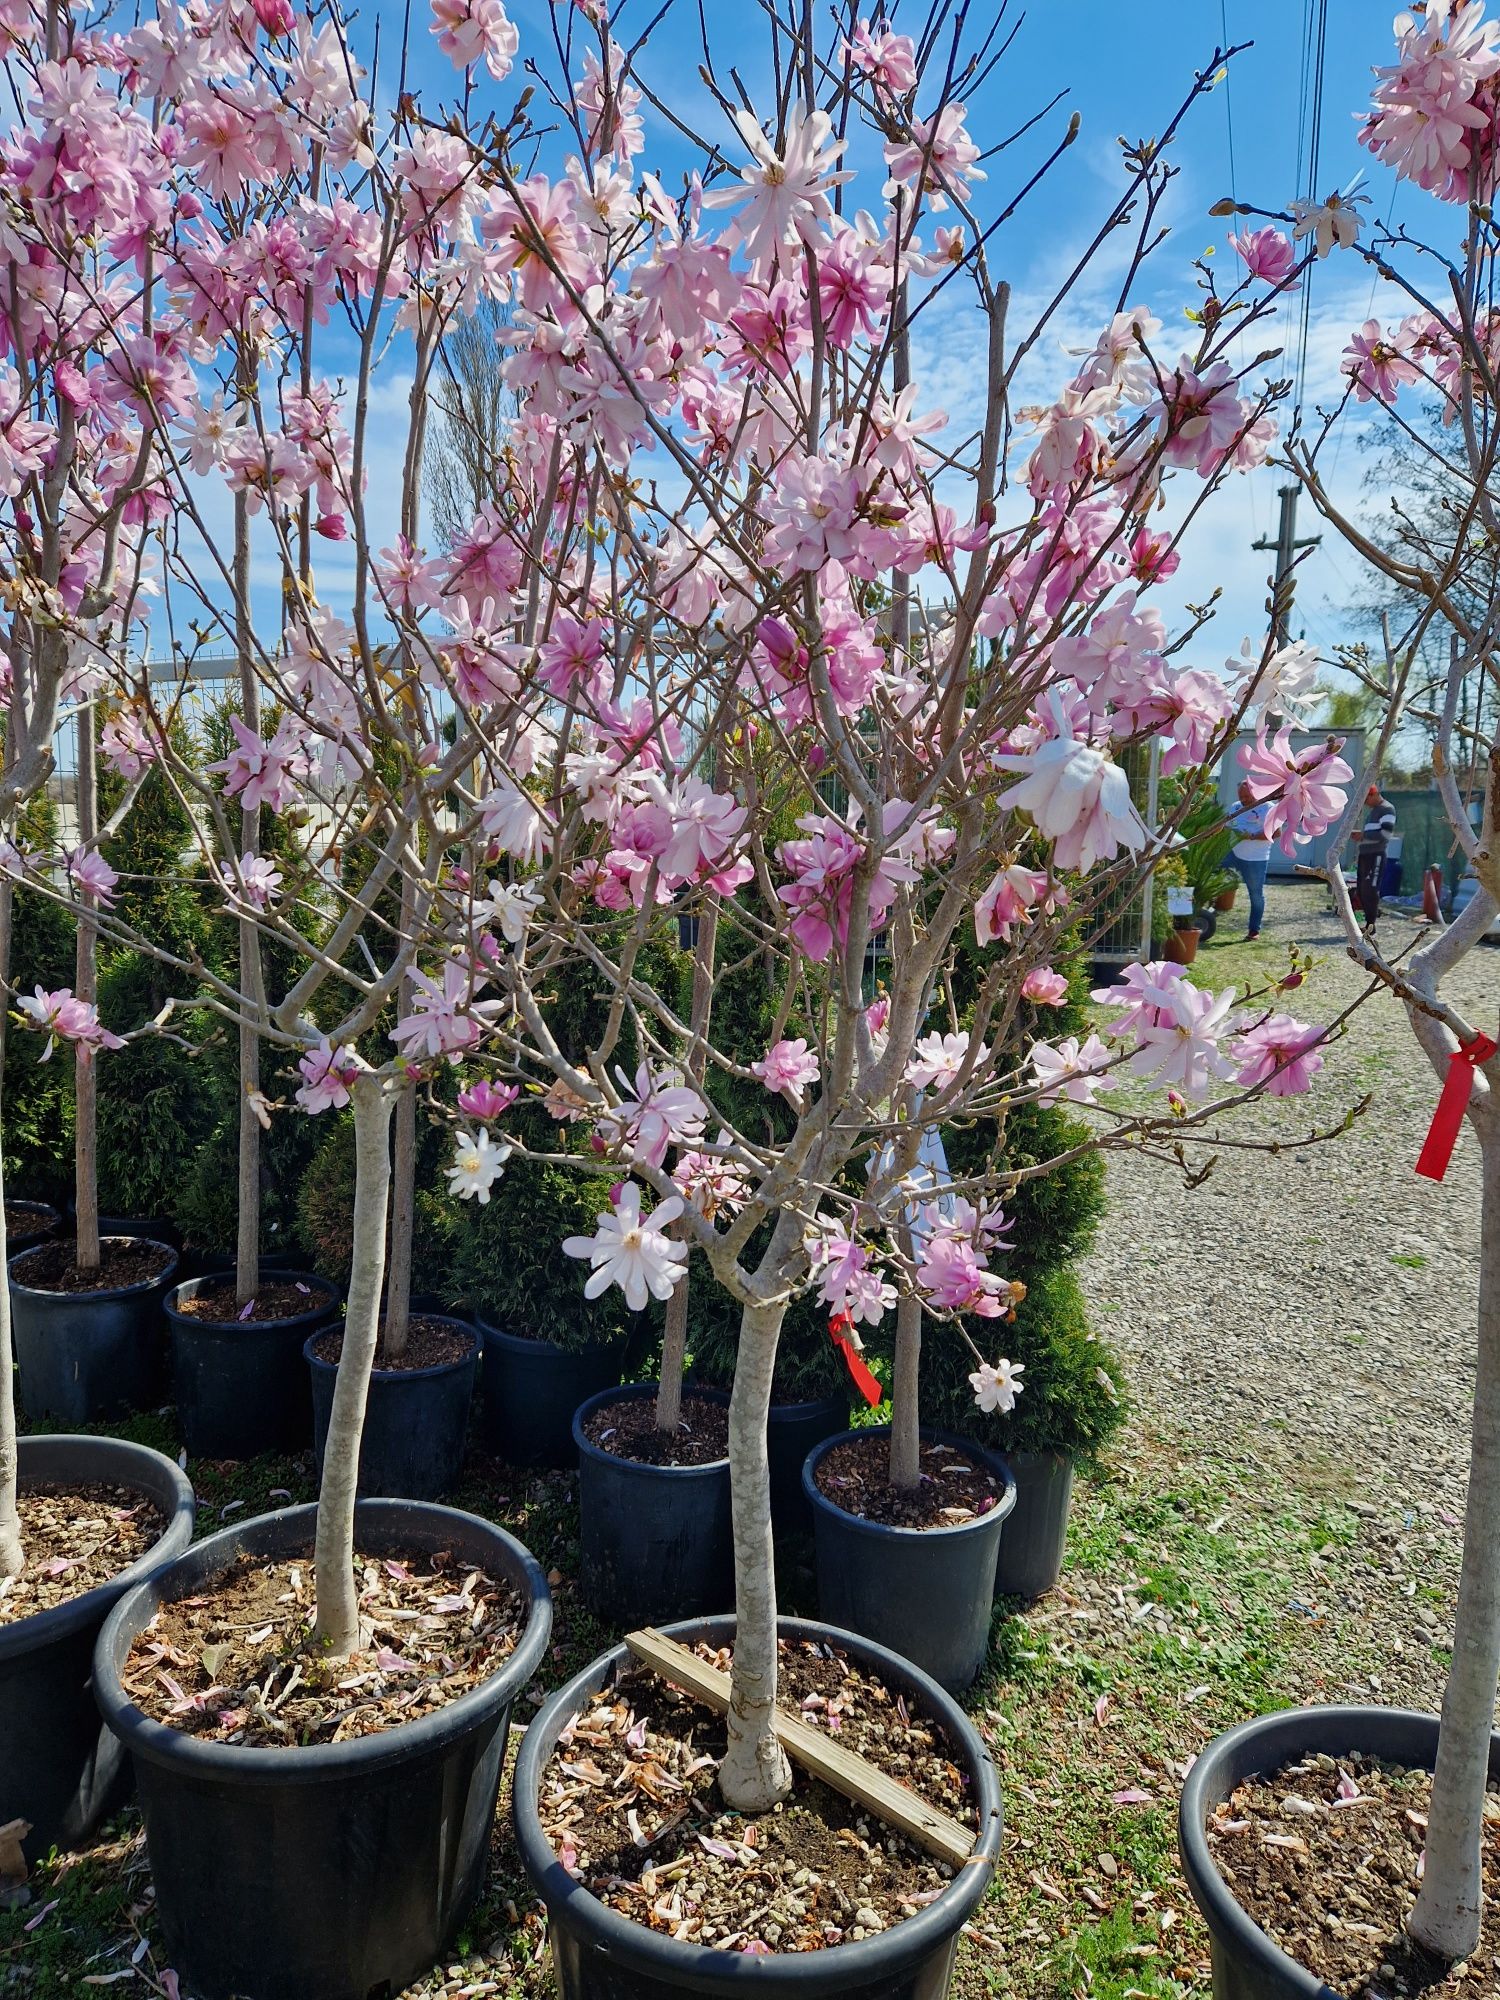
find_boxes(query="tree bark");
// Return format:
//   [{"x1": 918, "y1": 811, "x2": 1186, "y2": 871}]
[
  {"x1": 888, "y1": 1291, "x2": 923, "y2": 1490},
  {"x1": 655, "y1": 1239, "x2": 688, "y2": 1432},
  {"x1": 310, "y1": 1074, "x2": 393, "y2": 1658},
  {"x1": 234, "y1": 479, "x2": 263, "y2": 1305},
  {"x1": 718, "y1": 1295, "x2": 794, "y2": 1813},
  {"x1": 74, "y1": 707, "x2": 99, "y2": 1272},
  {"x1": 382, "y1": 855, "x2": 420, "y2": 1362},
  {"x1": 1409, "y1": 1126, "x2": 1500, "y2": 1960},
  {"x1": 0, "y1": 1130, "x2": 21, "y2": 1578}
]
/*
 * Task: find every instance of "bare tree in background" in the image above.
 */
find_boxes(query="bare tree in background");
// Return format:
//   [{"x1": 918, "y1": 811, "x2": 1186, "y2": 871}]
[{"x1": 425, "y1": 298, "x2": 518, "y2": 548}]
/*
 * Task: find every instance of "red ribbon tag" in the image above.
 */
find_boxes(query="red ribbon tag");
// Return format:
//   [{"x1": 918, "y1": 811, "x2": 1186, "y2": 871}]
[
  {"x1": 829, "y1": 1312, "x2": 883, "y2": 1408},
  {"x1": 1416, "y1": 1034, "x2": 1497, "y2": 1182}
]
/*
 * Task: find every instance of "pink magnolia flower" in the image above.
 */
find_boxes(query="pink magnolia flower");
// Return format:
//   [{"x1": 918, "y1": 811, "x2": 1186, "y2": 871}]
[
  {"x1": 14, "y1": 986, "x2": 124, "y2": 1063},
  {"x1": 1233, "y1": 1012, "x2": 1327, "y2": 1096},
  {"x1": 808, "y1": 1229, "x2": 894, "y2": 1326},
  {"x1": 969, "y1": 1358, "x2": 1024, "y2": 1414},
  {"x1": 884, "y1": 102, "x2": 985, "y2": 209},
  {"x1": 843, "y1": 19, "x2": 918, "y2": 95},
  {"x1": 974, "y1": 864, "x2": 1048, "y2": 946},
  {"x1": 1092, "y1": 960, "x2": 1188, "y2": 1038},
  {"x1": 296, "y1": 1041, "x2": 360, "y2": 1114},
  {"x1": 1342, "y1": 319, "x2": 1421, "y2": 404},
  {"x1": 457, "y1": 1078, "x2": 521, "y2": 1122},
  {"x1": 596, "y1": 1062, "x2": 706, "y2": 1170},
  {"x1": 1125, "y1": 980, "x2": 1237, "y2": 1100},
  {"x1": 703, "y1": 104, "x2": 852, "y2": 274},
  {"x1": 537, "y1": 613, "x2": 608, "y2": 702},
  {"x1": 1021, "y1": 966, "x2": 1070, "y2": 1006},
  {"x1": 391, "y1": 962, "x2": 498, "y2": 1062},
  {"x1": 100, "y1": 709, "x2": 157, "y2": 781},
  {"x1": 752, "y1": 1037, "x2": 821, "y2": 1099},
  {"x1": 917, "y1": 1237, "x2": 1010, "y2": 1319},
  {"x1": 905, "y1": 1029, "x2": 985, "y2": 1092},
  {"x1": 1229, "y1": 226, "x2": 1298, "y2": 285},
  {"x1": 1237, "y1": 729, "x2": 1354, "y2": 856},
  {"x1": 761, "y1": 452, "x2": 864, "y2": 573},
  {"x1": 219, "y1": 853, "x2": 283, "y2": 908},
  {"x1": 1362, "y1": 0, "x2": 1500, "y2": 196},
  {"x1": 1030, "y1": 1032, "x2": 1114, "y2": 1107},
  {"x1": 1126, "y1": 526, "x2": 1182, "y2": 586},
  {"x1": 563, "y1": 1183, "x2": 688, "y2": 1312},
  {"x1": 64, "y1": 848, "x2": 119, "y2": 907},
  {"x1": 206, "y1": 713, "x2": 308, "y2": 815},
  {"x1": 673, "y1": 1145, "x2": 751, "y2": 1218},
  {"x1": 430, "y1": 0, "x2": 519, "y2": 79}
]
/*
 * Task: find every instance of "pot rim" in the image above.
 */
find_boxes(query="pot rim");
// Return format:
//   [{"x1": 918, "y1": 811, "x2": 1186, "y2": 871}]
[
  {"x1": 801, "y1": 1425, "x2": 1018, "y2": 1544},
  {"x1": 93, "y1": 1498, "x2": 552, "y2": 1784},
  {"x1": 512, "y1": 1613, "x2": 1003, "y2": 1993},
  {"x1": 0, "y1": 1435, "x2": 195, "y2": 1663},
  {"x1": 302, "y1": 1311, "x2": 479, "y2": 1383},
  {"x1": 167, "y1": 1270, "x2": 342, "y2": 1333},
  {"x1": 1177, "y1": 1702, "x2": 1500, "y2": 1999},
  {"x1": 572, "y1": 1380, "x2": 731, "y2": 1476},
  {"x1": 7, "y1": 1235, "x2": 181, "y2": 1302},
  {"x1": 477, "y1": 1318, "x2": 622, "y2": 1360}
]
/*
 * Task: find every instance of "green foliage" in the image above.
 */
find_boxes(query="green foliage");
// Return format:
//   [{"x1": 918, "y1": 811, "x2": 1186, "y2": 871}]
[
  {"x1": 295, "y1": 1106, "x2": 451, "y2": 1295},
  {"x1": 683, "y1": 1246, "x2": 850, "y2": 1403},
  {"x1": 2, "y1": 809, "x2": 76, "y2": 1202},
  {"x1": 920, "y1": 1263, "x2": 1126, "y2": 1464},
  {"x1": 436, "y1": 1107, "x2": 641, "y2": 1352}
]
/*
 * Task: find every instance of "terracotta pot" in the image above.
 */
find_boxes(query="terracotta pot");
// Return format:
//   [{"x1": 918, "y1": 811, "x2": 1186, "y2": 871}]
[
  {"x1": 1164, "y1": 926, "x2": 1200, "y2": 965},
  {"x1": 1213, "y1": 886, "x2": 1237, "y2": 912}
]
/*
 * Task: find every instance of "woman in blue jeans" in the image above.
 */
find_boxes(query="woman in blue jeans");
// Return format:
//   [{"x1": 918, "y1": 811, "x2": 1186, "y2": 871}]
[{"x1": 1227, "y1": 782, "x2": 1270, "y2": 939}]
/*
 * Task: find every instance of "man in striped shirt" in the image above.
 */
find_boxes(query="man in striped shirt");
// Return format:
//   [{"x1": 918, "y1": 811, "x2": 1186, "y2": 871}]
[{"x1": 1356, "y1": 784, "x2": 1396, "y2": 930}]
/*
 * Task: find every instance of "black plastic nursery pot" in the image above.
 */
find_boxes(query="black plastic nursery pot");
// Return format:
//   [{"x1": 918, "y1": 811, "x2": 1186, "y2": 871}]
[
  {"x1": 5, "y1": 1199, "x2": 60, "y2": 1256},
  {"x1": 573, "y1": 1383, "x2": 733, "y2": 1627},
  {"x1": 166, "y1": 1272, "x2": 341, "y2": 1459},
  {"x1": 1179, "y1": 1704, "x2": 1500, "y2": 2000},
  {"x1": 767, "y1": 1393, "x2": 850, "y2": 1537},
  {"x1": 9, "y1": 1235, "x2": 181, "y2": 1426},
  {"x1": 0, "y1": 1434, "x2": 194, "y2": 1865},
  {"x1": 93, "y1": 1498, "x2": 553, "y2": 2000},
  {"x1": 992, "y1": 1449, "x2": 1074, "y2": 1601},
  {"x1": 478, "y1": 1318, "x2": 621, "y2": 1468},
  {"x1": 513, "y1": 1613, "x2": 1005, "y2": 2000},
  {"x1": 306, "y1": 1315, "x2": 479, "y2": 1501},
  {"x1": 803, "y1": 1427, "x2": 1017, "y2": 1694},
  {"x1": 87, "y1": 1210, "x2": 184, "y2": 1253}
]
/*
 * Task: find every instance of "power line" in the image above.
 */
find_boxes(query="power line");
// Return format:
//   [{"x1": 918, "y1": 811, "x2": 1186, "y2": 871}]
[
  {"x1": 1219, "y1": 0, "x2": 1239, "y2": 205},
  {"x1": 1294, "y1": 0, "x2": 1330, "y2": 411}
]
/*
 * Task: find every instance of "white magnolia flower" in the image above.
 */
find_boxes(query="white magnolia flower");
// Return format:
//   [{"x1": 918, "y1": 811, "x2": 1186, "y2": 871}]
[
  {"x1": 480, "y1": 777, "x2": 551, "y2": 866},
  {"x1": 995, "y1": 698, "x2": 1147, "y2": 873},
  {"x1": 969, "y1": 1358, "x2": 1024, "y2": 1414},
  {"x1": 1030, "y1": 1032, "x2": 1115, "y2": 1107},
  {"x1": 1290, "y1": 191, "x2": 1365, "y2": 259},
  {"x1": 484, "y1": 878, "x2": 542, "y2": 945},
  {"x1": 905, "y1": 1028, "x2": 985, "y2": 1092},
  {"x1": 562, "y1": 1183, "x2": 688, "y2": 1311},
  {"x1": 446, "y1": 1128, "x2": 511, "y2": 1205}
]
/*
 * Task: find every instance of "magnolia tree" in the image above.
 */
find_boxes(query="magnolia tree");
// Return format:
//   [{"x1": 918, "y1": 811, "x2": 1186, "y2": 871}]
[
  {"x1": 0, "y1": 0, "x2": 1375, "y2": 1821},
  {"x1": 1222, "y1": 0, "x2": 1500, "y2": 1960}
]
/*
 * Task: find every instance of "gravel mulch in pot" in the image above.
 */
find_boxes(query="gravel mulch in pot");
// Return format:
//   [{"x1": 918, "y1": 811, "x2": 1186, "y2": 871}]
[
  {"x1": 122, "y1": 1549, "x2": 522, "y2": 1747},
  {"x1": 580, "y1": 1392, "x2": 728, "y2": 1466},
  {"x1": 11, "y1": 1239, "x2": 174, "y2": 1294},
  {"x1": 0, "y1": 1485, "x2": 167, "y2": 1626},
  {"x1": 172, "y1": 1280, "x2": 328, "y2": 1324},
  {"x1": 540, "y1": 1636, "x2": 974, "y2": 1951},
  {"x1": 309, "y1": 1316, "x2": 471, "y2": 1372},
  {"x1": 1208, "y1": 1753, "x2": 1500, "y2": 1998},
  {"x1": 813, "y1": 1434, "x2": 1004, "y2": 1529}
]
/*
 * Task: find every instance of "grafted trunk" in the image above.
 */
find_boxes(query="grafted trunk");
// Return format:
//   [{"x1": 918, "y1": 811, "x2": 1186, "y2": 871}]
[
  {"x1": 310, "y1": 1075, "x2": 393, "y2": 1658},
  {"x1": 718, "y1": 1296, "x2": 794, "y2": 1813},
  {"x1": 0, "y1": 1133, "x2": 21, "y2": 1578},
  {"x1": 889, "y1": 1292, "x2": 923, "y2": 1490},
  {"x1": 1409, "y1": 1127, "x2": 1500, "y2": 1960}
]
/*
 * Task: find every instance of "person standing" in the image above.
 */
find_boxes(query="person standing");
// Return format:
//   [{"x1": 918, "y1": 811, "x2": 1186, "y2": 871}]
[
  {"x1": 1356, "y1": 783, "x2": 1396, "y2": 930},
  {"x1": 1227, "y1": 780, "x2": 1271, "y2": 940}
]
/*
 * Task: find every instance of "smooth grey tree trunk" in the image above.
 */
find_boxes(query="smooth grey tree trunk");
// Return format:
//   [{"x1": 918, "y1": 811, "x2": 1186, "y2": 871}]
[
  {"x1": 234, "y1": 482, "x2": 263, "y2": 1305},
  {"x1": 655, "y1": 1250, "x2": 688, "y2": 1432},
  {"x1": 73, "y1": 708, "x2": 100, "y2": 1271},
  {"x1": 718, "y1": 1295, "x2": 794, "y2": 1812},
  {"x1": 889, "y1": 1292, "x2": 923, "y2": 1490},
  {"x1": 1409, "y1": 1127, "x2": 1500, "y2": 1959},
  {"x1": 311, "y1": 1075, "x2": 393, "y2": 1658}
]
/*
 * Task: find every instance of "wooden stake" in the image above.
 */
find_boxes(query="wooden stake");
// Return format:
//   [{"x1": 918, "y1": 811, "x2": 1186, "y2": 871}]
[{"x1": 624, "y1": 1629, "x2": 979, "y2": 1869}]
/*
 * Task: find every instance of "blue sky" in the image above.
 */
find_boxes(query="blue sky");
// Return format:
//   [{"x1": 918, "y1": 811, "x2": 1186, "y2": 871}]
[{"x1": 207, "y1": 1, "x2": 1437, "y2": 683}]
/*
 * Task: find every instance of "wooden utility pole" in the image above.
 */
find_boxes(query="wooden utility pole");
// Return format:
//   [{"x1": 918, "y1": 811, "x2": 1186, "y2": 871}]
[{"x1": 1253, "y1": 484, "x2": 1321, "y2": 648}]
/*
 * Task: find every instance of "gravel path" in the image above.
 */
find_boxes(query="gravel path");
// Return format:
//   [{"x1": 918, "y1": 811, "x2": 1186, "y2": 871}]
[{"x1": 1081, "y1": 879, "x2": 1493, "y2": 1705}]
